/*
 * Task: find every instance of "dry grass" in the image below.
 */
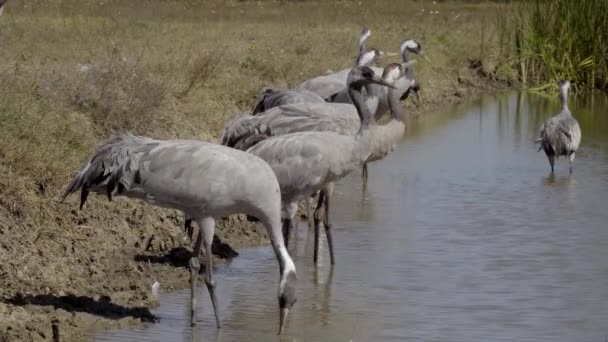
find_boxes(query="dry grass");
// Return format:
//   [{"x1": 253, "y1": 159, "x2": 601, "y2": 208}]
[
  {"x1": 0, "y1": 0, "x2": 502, "y2": 220},
  {"x1": 0, "y1": 1, "x2": 502, "y2": 340}
]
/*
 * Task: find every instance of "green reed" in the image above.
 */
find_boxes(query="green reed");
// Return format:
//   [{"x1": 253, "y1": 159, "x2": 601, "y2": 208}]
[{"x1": 497, "y1": 0, "x2": 608, "y2": 91}]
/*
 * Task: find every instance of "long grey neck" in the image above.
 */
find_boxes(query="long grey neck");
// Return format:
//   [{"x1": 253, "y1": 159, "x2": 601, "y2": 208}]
[
  {"x1": 359, "y1": 40, "x2": 366, "y2": 54},
  {"x1": 388, "y1": 85, "x2": 405, "y2": 122},
  {"x1": 401, "y1": 51, "x2": 416, "y2": 80},
  {"x1": 349, "y1": 84, "x2": 374, "y2": 132},
  {"x1": 559, "y1": 86, "x2": 569, "y2": 111}
]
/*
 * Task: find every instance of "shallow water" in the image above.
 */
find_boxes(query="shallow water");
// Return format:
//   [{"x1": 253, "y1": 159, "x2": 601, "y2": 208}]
[{"x1": 93, "y1": 92, "x2": 608, "y2": 342}]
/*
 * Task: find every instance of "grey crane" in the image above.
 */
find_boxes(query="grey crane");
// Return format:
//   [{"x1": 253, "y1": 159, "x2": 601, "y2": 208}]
[
  {"x1": 220, "y1": 62, "x2": 413, "y2": 237},
  {"x1": 295, "y1": 27, "x2": 387, "y2": 99},
  {"x1": 536, "y1": 80, "x2": 582, "y2": 174},
  {"x1": 252, "y1": 88, "x2": 325, "y2": 115},
  {"x1": 221, "y1": 61, "x2": 416, "y2": 150},
  {"x1": 60, "y1": 134, "x2": 297, "y2": 333},
  {"x1": 244, "y1": 66, "x2": 400, "y2": 265},
  {"x1": 329, "y1": 38, "x2": 429, "y2": 111},
  {"x1": 249, "y1": 28, "x2": 381, "y2": 116},
  {"x1": 325, "y1": 39, "x2": 429, "y2": 182}
]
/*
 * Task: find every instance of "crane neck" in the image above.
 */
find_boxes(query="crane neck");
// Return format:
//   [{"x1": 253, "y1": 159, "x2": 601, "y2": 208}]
[
  {"x1": 359, "y1": 39, "x2": 366, "y2": 54},
  {"x1": 401, "y1": 50, "x2": 418, "y2": 81},
  {"x1": 268, "y1": 217, "x2": 296, "y2": 279},
  {"x1": 388, "y1": 82, "x2": 405, "y2": 122},
  {"x1": 348, "y1": 83, "x2": 374, "y2": 132},
  {"x1": 401, "y1": 50, "x2": 411, "y2": 63},
  {"x1": 559, "y1": 86, "x2": 569, "y2": 111}
]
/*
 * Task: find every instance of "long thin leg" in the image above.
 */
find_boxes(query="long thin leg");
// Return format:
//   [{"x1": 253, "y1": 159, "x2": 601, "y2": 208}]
[
  {"x1": 313, "y1": 190, "x2": 325, "y2": 264},
  {"x1": 362, "y1": 163, "x2": 368, "y2": 185},
  {"x1": 322, "y1": 186, "x2": 335, "y2": 265},
  {"x1": 196, "y1": 217, "x2": 221, "y2": 328},
  {"x1": 189, "y1": 223, "x2": 203, "y2": 326},
  {"x1": 282, "y1": 218, "x2": 292, "y2": 248},
  {"x1": 184, "y1": 216, "x2": 194, "y2": 241},
  {"x1": 569, "y1": 152, "x2": 576, "y2": 174},
  {"x1": 282, "y1": 202, "x2": 298, "y2": 249},
  {"x1": 306, "y1": 194, "x2": 316, "y2": 231},
  {"x1": 548, "y1": 154, "x2": 555, "y2": 173}
]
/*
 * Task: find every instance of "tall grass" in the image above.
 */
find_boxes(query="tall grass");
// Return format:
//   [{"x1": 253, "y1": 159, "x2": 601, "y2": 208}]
[{"x1": 498, "y1": 0, "x2": 608, "y2": 91}]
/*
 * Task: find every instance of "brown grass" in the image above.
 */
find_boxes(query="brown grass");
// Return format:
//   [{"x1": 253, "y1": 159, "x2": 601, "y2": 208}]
[{"x1": 0, "y1": 1, "x2": 502, "y2": 340}]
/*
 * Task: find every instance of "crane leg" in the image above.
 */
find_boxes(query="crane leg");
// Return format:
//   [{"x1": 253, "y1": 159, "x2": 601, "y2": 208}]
[
  {"x1": 282, "y1": 202, "x2": 297, "y2": 248},
  {"x1": 547, "y1": 154, "x2": 555, "y2": 173},
  {"x1": 306, "y1": 194, "x2": 316, "y2": 231},
  {"x1": 322, "y1": 187, "x2": 335, "y2": 265},
  {"x1": 569, "y1": 152, "x2": 576, "y2": 174},
  {"x1": 189, "y1": 224, "x2": 203, "y2": 326},
  {"x1": 184, "y1": 216, "x2": 194, "y2": 241},
  {"x1": 362, "y1": 163, "x2": 368, "y2": 185},
  {"x1": 282, "y1": 218, "x2": 292, "y2": 248},
  {"x1": 197, "y1": 217, "x2": 221, "y2": 328},
  {"x1": 313, "y1": 190, "x2": 325, "y2": 264}
]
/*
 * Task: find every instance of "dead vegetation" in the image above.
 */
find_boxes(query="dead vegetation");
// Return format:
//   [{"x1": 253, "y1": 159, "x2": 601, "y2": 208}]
[{"x1": 0, "y1": 0, "x2": 503, "y2": 340}]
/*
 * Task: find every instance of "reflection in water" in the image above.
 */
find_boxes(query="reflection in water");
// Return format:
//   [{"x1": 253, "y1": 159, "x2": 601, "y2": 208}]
[{"x1": 94, "y1": 92, "x2": 608, "y2": 342}]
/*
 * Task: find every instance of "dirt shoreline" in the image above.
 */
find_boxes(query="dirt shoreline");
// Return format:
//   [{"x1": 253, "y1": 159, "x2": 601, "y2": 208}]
[
  {"x1": 0, "y1": 58, "x2": 504, "y2": 342},
  {"x1": 1, "y1": 1, "x2": 508, "y2": 339}
]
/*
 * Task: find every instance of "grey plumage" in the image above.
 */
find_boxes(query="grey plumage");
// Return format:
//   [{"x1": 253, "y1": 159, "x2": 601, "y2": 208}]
[
  {"x1": 220, "y1": 111, "x2": 272, "y2": 148},
  {"x1": 295, "y1": 27, "x2": 385, "y2": 99},
  {"x1": 252, "y1": 88, "x2": 325, "y2": 114},
  {"x1": 537, "y1": 80, "x2": 582, "y2": 174},
  {"x1": 330, "y1": 39, "x2": 428, "y2": 111},
  {"x1": 61, "y1": 133, "x2": 297, "y2": 333},
  {"x1": 244, "y1": 66, "x2": 400, "y2": 265},
  {"x1": 222, "y1": 61, "x2": 416, "y2": 152}
]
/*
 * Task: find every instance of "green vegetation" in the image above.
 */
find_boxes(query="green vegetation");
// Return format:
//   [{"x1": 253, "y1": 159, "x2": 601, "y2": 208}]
[{"x1": 497, "y1": 0, "x2": 608, "y2": 91}]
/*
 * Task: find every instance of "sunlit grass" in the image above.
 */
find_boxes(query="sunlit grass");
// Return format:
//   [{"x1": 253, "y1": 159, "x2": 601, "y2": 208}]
[{"x1": 497, "y1": 0, "x2": 608, "y2": 91}]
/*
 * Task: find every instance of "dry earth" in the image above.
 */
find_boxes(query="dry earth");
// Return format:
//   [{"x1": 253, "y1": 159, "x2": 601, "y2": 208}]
[{"x1": 0, "y1": 1, "x2": 506, "y2": 340}]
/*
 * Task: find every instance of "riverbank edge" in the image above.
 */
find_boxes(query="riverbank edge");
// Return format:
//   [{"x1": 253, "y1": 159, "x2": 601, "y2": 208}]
[{"x1": 0, "y1": 60, "x2": 506, "y2": 342}]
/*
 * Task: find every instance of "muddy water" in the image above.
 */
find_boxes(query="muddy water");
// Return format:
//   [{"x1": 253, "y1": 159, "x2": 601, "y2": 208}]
[{"x1": 93, "y1": 92, "x2": 608, "y2": 342}]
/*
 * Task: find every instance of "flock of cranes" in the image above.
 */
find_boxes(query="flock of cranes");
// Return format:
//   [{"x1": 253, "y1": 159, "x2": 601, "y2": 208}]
[{"x1": 58, "y1": 24, "x2": 582, "y2": 335}]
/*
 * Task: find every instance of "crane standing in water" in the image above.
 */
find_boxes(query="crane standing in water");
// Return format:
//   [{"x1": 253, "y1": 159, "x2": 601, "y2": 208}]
[
  {"x1": 242, "y1": 66, "x2": 400, "y2": 265},
  {"x1": 61, "y1": 135, "x2": 297, "y2": 333},
  {"x1": 536, "y1": 80, "x2": 582, "y2": 174}
]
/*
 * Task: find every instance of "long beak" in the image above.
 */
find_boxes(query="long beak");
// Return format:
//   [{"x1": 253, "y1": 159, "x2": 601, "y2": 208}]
[
  {"x1": 278, "y1": 308, "x2": 289, "y2": 335},
  {"x1": 371, "y1": 75, "x2": 396, "y2": 89},
  {"x1": 385, "y1": 51, "x2": 399, "y2": 57},
  {"x1": 419, "y1": 51, "x2": 432, "y2": 64}
]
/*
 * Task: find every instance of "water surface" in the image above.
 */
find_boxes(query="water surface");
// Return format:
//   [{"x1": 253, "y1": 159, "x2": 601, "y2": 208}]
[{"x1": 94, "y1": 92, "x2": 608, "y2": 342}]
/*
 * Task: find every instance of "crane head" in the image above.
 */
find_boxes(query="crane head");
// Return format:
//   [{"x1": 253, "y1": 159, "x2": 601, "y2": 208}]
[
  {"x1": 278, "y1": 269, "x2": 297, "y2": 334},
  {"x1": 355, "y1": 48, "x2": 385, "y2": 67},
  {"x1": 400, "y1": 39, "x2": 432, "y2": 64},
  {"x1": 359, "y1": 26, "x2": 371, "y2": 52}
]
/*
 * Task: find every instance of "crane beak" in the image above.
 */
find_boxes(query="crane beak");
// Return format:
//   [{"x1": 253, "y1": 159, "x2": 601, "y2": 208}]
[
  {"x1": 419, "y1": 51, "x2": 432, "y2": 64},
  {"x1": 385, "y1": 51, "x2": 399, "y2": 57},
  {"x1": 278, "y1": 308, "x2": 289, "y2": 335}
]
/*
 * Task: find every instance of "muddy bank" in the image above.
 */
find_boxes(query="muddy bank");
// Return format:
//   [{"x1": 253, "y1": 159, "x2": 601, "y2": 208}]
[
  {"x1": 0, "y1": 196, "x2": 269, "y2": 342},
  {"x1": 0, "y1": 60, "x2": 503, "y2": 342},
  {"x1": 0, "y1": 0, "x2": 508, "y2": 338}
]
